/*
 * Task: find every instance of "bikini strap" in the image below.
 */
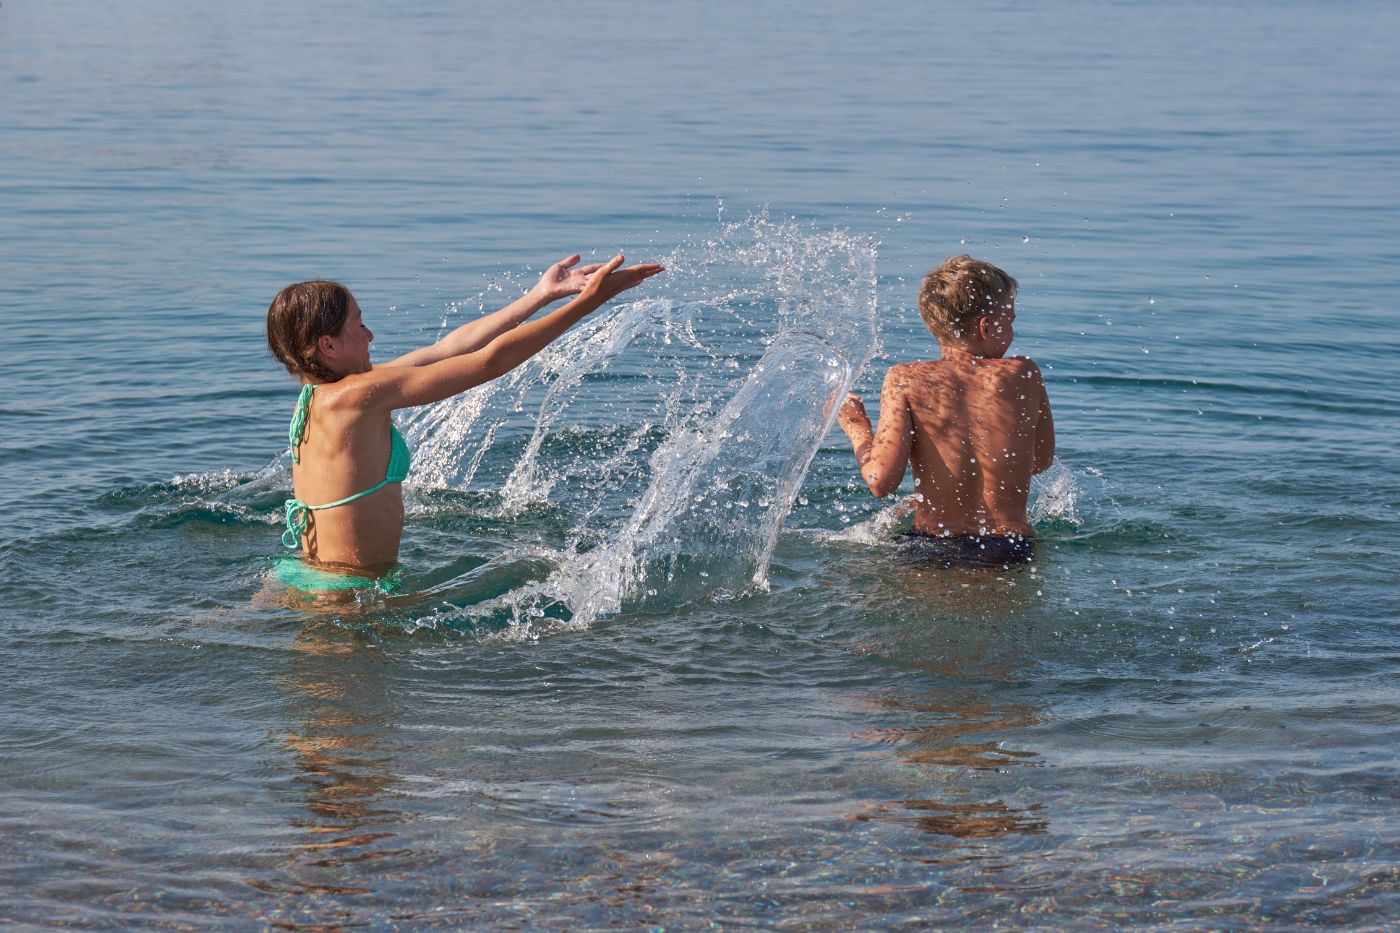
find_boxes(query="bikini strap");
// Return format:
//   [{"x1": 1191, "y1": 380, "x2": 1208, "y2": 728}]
[
  {"x1": 282, "y1": 499, "x2": 310, "y2": 549},
  {"x1": 281, "y1": 476, "x2": 397, "y2": 549},
  {"x1": 288, "y1": 384, "x2": 315, "y2": 463}
]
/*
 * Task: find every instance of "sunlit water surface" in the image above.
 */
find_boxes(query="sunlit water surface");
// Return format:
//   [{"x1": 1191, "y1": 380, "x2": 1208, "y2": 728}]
[{"x1": 2, "y1": 0, "x2": 1398, "y2": 927}]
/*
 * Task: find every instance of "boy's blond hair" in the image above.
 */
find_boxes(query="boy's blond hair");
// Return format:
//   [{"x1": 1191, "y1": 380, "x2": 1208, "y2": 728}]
[{"x1": 917, "y1": 255, "x2": 1019, "y2": 340}]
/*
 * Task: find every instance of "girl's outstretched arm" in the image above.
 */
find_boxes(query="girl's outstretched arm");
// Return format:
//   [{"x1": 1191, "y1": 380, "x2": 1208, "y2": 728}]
[
  {"x1": 362, "y1": 256, "x2": 662, "y2": 411},
  {"x1": 384, "y1": 254, "x2": 606, "y2": 368}
]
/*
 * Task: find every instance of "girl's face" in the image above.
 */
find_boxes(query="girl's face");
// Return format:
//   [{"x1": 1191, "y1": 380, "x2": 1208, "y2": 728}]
[
  {"x1": 325, "y1": 295, "x2": 375, "y2": 375},
  {"x1": 338, "y1": 295, "x2": 378, "y2": 372}
]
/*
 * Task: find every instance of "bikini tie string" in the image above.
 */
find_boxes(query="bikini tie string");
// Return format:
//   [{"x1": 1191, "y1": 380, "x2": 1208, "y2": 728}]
[
  {"x1": 283, "y1": 499, "x2": 310, "y2": 549},
  {"x1": 287, "y1": 384, "x2": 314, "y2": 464}
]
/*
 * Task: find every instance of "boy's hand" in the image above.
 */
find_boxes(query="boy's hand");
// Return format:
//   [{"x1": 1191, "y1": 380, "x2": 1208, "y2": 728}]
[
  {"x1": 836, "y1": 393, "x2": 870, "y2": 433},
  {"x1": 532, "y1": 254, "x2": 607, "y2": 303},
  {"x1": 576, "y1": 254, "x2": 665, "y2": 309}
]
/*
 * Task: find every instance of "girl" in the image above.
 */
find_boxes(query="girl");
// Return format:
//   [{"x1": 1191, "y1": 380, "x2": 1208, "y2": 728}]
[{"x1": 265, "y1": 253, "x2": 662, "y2": 591}]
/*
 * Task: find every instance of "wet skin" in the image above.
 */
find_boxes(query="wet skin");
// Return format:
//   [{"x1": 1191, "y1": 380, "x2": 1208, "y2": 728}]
[{"x1": 837, "y1": 303, "x2": 1055, "y2": 537}]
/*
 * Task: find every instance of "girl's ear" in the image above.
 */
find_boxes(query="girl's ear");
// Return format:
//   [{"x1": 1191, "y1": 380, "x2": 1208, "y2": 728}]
[{"x1": 317, "y1": 333, "x2": 337, "y2": 357}]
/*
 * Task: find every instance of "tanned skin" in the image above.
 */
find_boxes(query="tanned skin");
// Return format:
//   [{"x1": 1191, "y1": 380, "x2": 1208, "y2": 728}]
[{"x1": 836, "y1": 299, "x2": 1054, "y2": 537}]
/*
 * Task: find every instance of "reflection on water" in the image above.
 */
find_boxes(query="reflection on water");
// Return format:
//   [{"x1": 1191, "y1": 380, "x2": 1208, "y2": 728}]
[
  {"x1": 855, "y1": 798, "x2": 1047, "y2": 841},
  {"x1": 859, "y1": 697, "x2": 1041, "y2": 771},
  {"x1": 265, "y1": 625, "x2": 404, "y2": 901},
  {"x1": 852, "y1": 691, "x2": 1047, "y2": 844},
  {"x1": 846, "y1": 564, "x2": 1051, "y2": 850}
]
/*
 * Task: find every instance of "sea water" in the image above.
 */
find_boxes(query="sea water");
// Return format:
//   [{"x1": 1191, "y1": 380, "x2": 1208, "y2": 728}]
[{"x1": 2, "y1": 0, "x2": 1399, "y2": 927}]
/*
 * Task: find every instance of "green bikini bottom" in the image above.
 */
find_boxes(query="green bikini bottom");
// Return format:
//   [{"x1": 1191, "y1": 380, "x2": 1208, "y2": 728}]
[{"x1": 271, "y1": 557, "x2": 405, "y2": 594}]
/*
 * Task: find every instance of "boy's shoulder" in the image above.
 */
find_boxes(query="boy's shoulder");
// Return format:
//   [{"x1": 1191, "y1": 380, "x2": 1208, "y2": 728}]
[
  {"x1": 991, "y1": 354, "x2": 1044, "y2": 377},
  {"x1": 978, "y1": 357, "x2": 1046, "y2": 397},
  {"x1": 881, "y1": 360, "x2": 940, "y2": 392},
  {"x1": 884, "y1": 360, "x2": 931, "y2": 378},
  {"x1": 884, "y1": 356, "x2": 1043, "y2": 381},
  {"x1": 881, "y1": 357, "x2": 1045, "y2": 408}
]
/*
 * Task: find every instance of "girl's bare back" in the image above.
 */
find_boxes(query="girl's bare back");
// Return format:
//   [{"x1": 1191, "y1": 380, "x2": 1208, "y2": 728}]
[{"x1": 290, "y1": 381, "x2": 405, "y2": 569}]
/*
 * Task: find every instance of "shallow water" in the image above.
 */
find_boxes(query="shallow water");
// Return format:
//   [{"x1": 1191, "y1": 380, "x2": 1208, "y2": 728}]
[{"x1": 3, "y1": 0, "x2": 1399, "y2": 927}]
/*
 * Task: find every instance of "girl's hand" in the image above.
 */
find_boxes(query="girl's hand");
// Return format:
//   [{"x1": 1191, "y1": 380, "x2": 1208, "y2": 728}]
[
  {"x1": 576, "y1": 254, "x2": 665, "y2": 309},
  {"x1": 532, "y1": 254, "x2": 606, "y2": 303}
]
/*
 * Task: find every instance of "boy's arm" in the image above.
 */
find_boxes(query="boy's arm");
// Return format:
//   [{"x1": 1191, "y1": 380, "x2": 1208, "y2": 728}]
[
  {"x1": 384, "y1": 254, "x2": 605, "y2": 368},
  {"x1": 1023, "y1": 360, "x2": 1055, "y2": 473},
  {"x1": 836, "y1": 368, "x2": 913, "y2": 498}
]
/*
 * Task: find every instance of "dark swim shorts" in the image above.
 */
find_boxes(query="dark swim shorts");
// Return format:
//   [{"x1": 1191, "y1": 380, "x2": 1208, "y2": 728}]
[{"x1": 896, "y1": 531, "x2": 1036, "y2": 567}]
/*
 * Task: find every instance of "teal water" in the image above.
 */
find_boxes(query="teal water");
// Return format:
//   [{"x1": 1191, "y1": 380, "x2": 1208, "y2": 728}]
[{"x1": 3, "y1": 0, "x2": 1399, "y2": 927}]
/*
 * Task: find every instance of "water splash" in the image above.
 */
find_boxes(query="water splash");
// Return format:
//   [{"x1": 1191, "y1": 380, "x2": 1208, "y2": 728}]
[
  {"x1": 1028, "y1": 460, "x2": 1112, "y2": 527},
  {"x1": 819, "y1": 496, "x2": 917, "y2": 546},
  {"x1": 497, "y1": 298, "x2": 674, "y2": 510},
  {"x1": 554, "y1": 331, "x2": 858, "y2": 622},
  {"x1": 405, "y1": 212, "x2": 878, "y2": 631}
]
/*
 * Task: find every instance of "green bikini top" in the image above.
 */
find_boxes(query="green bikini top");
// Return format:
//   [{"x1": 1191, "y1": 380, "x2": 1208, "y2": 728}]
[{"x1": 282, "y1": 383, "x2": 412, "y2": 549}]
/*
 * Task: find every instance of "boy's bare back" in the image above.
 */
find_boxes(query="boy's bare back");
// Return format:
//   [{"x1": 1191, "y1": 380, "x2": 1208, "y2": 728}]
[
  {"x1": 865, "y1": 355, "x2": 1052, "y2": 535},
  {"x1": 836, "y1": 255, "x2": 1054, "y2": 541}
]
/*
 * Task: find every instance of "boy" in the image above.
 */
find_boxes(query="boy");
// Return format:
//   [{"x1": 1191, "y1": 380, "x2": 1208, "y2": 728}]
[{"x1": 835, "y1": 255, "x2": 1054, "y2": 564}]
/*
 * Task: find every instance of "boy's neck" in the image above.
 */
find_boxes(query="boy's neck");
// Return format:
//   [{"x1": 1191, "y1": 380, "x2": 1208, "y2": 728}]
[{"x1": 936, "y1": 339, "x2": 1002, "y2": 362}]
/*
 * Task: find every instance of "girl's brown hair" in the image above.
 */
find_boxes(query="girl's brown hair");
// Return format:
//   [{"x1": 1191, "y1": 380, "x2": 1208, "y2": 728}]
[
  {"x1": 266, "y1": 280, "x2": 352, "y2": 382},
  {"x1": 917, "y1": 255, "x2": 1018, "y2": 340}
]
